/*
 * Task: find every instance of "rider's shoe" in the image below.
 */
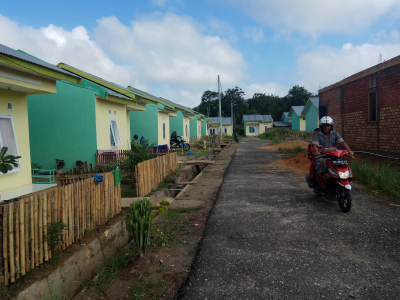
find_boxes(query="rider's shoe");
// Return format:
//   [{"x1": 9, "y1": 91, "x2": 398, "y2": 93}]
[{"x1": 305, "y1": 175, "x2": 313, "y2": 188}]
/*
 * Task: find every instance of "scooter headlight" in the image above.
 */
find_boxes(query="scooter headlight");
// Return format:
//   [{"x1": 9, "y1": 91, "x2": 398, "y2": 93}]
[{"x1": 339, "y1": 170, "x2": 349, "y2": 179}]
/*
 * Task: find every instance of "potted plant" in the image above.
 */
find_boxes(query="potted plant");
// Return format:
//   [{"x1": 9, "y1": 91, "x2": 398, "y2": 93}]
[
  {"x1": 170, "y1": 169, "x2": 183, "y2": 184},
  {"x1": 0, "y1": 147, "x2": 21, "y2": 174},
  {"x1": 55, "y1": 159, "x2": 66, "y2": 175}
]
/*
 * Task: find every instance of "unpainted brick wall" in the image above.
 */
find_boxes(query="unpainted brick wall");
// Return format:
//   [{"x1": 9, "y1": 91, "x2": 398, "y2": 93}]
[{"x1": 319, "y1": 64, "x2": 400, "y2": 154}]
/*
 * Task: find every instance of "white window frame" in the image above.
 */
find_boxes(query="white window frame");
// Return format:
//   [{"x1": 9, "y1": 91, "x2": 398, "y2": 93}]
[
  {"x1": 109, "y1": 118, "x2": 122, "y2": 147},
  {"x1": 0, "y1": 114, "x2": 21, "y2": 175}
]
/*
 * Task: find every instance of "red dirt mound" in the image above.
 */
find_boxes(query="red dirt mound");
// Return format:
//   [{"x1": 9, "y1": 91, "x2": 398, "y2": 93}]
[{"x1": 282, "y1": 150, "x2": 310, "y2": 173}]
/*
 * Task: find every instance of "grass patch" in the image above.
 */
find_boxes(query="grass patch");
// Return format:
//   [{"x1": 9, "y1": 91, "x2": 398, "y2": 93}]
[
  {"x1": 175, "y1": 206, "x2": 202, "y2": 213},
  {"x1": 270, "y1": 136, "x2": 282, "y2": 145},
  {"x1": 258, "y1": 134, "x2": 270, "y2": 140},
  {"x1": 350, "y1": 160, "x2": 400, "y2": 198},
  {"x1": 278, "y1": 146, "x2": 304, "y2": 154},
  {"x1": 0, "y1": 284, "x2": 18, "y2": 300},
  {"x1": 121, "y1": 184, "x2": 136, "y2": 198},
  {"x1": 164, "y1": 209, "x2": 182, "y2": 220},
  {"x1": 175, "y1": 224, "x2": 188, "y2": 231},
  {"x1": 132, "y1": 279, "x2": 164, "y2": 299},
  {"x1": 94, "y1": 245, "x2": 133, "y2": 292}
]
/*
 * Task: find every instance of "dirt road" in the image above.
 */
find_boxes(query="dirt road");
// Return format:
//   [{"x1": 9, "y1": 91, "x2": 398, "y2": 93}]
[{"x1": 179, "y1": 137, "x2": 400, "y2": 299}]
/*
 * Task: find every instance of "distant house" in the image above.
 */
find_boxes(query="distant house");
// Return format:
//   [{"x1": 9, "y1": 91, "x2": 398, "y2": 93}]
[
  {"x1": 281, "y1": 112, "x2": 292, "y2": 125},
  {"x1": 301, "y1": 97, "x2": 319, "y2": 132},
  {"x1": 242, "y1": 115, "x2": 273, "y2": 136},
  {"x1": 0, "y1": 44, "x2": 81, "y2": 198},
  {"x1": 209, "y1": 117, "x2": 233, "y2": 135},
  {"x1": 289, "y1": 106, "x2": 305, "y2": 131},
  {"x1": 319, "y1": 54, "x2": 400, "y2": 154}
]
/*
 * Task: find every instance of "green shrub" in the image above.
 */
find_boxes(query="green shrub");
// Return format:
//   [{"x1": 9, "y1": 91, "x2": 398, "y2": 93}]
[
  {"x1": 349, "y1": 160, "x2": 400, "y2": 198},
  {"x1": 270, "y1": 136, "x2": 282, "y2": 145},
  {"x1": 278, "y1": 146, "x2": 304, "y2": 154},
  {"x1": 127, "y1": 199, "x2": 152, "y2": 257}
]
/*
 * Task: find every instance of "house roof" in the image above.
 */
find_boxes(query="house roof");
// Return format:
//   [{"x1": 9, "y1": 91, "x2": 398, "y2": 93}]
[
  {"x1": 243, "y1": 114, "x2": 273, "y2": 122},
  {"x1": 273, "y1": 121, "x2": 291, "y2": 127},
  {"x1": 301, "y1": 96, "x2": 319, "y2": 115},
  {"x1": 210, "y1": 117, "x2": 232, "y2": 125},
  {"x1": 58, "y1": 63, "x2": 155, "y2": 103},
  {"x1": 0, "y1": 44, "x2": 80, "y2": 80},
  {"x1": 289, "y1": 106, "x2": 305, "y2": 117},
  {"x1": 281, "y1": 112, "x2": 291, "y2": 121}
]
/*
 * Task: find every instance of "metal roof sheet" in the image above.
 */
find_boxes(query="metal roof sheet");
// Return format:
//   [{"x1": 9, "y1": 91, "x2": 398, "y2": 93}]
[
  {"x1": 273, "y1": 121, "x2": 291, "y2": 127},
  {"x1": 243, "y1": 114, "x2": 273, "y2": 122},
  {"x1": 301, "y1": 97, "x2": 319, "y2": 115},
  {"x1": 290, "y1": 106, "x2": 305, "y2": 117},
  {"x1": 0, "y1": 44, "x2": 80, "y2": 78},
  {"x1": 210, "y1": 117, "x2": 232, "y2": 125},
  {"x1": 310, "y1": 96, "x2": 319, "y2": 108}
]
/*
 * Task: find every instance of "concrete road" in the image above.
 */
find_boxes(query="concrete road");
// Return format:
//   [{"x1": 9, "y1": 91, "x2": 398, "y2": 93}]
[{"x1": 179, "y1": 138, "x2": 400, "y2": 299}]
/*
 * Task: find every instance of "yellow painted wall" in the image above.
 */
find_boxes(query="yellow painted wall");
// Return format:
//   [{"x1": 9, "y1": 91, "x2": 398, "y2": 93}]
[
  {"x1": 95, "y1": 97, "x2": 131, "y2": 150},
  {"x1": 246, "y1": 122, "x2": 259, "y2": 136},
  {"x1": 183, "y1": 115, "x2": 190, "y2": 140},
  {"x1": 0, "y1": 65, "x2": 57, "y2": 95},
  {"x1": 158, "y1": 111, "x2": 170, "y2": 146},
  {"x1": 0, "y1": 90, "x2": 33, "y2": 192},
  {"x1": 258, "y1": 122, "x2": 273, "y2": 134},
  {"x1": 300, "y1": 117, "x2": 306, "y2": 131},
  {"x1": 209, "y1": 124, "x2": 232, "y2": 135}
]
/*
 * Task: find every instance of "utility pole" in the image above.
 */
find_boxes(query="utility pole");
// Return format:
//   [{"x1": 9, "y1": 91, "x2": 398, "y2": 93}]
[
  {"x1": 218, "y1": 75, "x2": 223, "y2": 139},
  {"x1": 231, "y1": 101, "x2": 234, "y2": 134}
]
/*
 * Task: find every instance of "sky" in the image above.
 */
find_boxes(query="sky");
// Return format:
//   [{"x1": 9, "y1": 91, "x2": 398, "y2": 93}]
[{"x1": 2, "y1": 0, "x2": 400, "y2": 108}]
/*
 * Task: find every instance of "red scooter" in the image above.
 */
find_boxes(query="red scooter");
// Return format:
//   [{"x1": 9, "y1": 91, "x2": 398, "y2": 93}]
[{"x1": 307, "y1": 150, "x2": 353, "y2": 213}]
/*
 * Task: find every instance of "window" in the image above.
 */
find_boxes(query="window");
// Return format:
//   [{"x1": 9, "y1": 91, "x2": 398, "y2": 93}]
[
  {"x1": 319, "y1": 106, "x2": 327, "y2": 118},
  {"x1": 369, "y1": 92, "x2": 377, "y2": 122},
  {"x1": 249, "y1": 126, "x2": 254, "y2": 133},
  {"x1": 185, "y1": 124, "x2": 188, "y2": 137},
  {"x1": 224, "y1": 128, "x2": 227, "y2": 134},
  {"x1": 110, "y1": 118, "x2": 121, "y2": 147},
  {"x1": 109, "y1": 110, "x2": 111, "y2": 114},
  {"x1": 163, "y1": 123, "x2": 166, "y2": 139},
  {"x1": 0, "y1": 114, "x2": 21, "y2": 174},
  {"x1": 114, "y1": 111, "x2": 116, "y2": 115}
]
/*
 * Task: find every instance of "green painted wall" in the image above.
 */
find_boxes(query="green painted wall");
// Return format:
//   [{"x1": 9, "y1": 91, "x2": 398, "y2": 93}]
[
  {"x1": 170, "y1": 111, "x2": 184, "y2": 137},
  {"x1": 282, "y1": 114, "x2": 290, "y2": 123},
  {"x1": 190, "y1": 115, "x2": 199, "y2": 138},
  {"x1": 201, "y1": 118, "x2": 208, "y2": 136},
  {"x1": 244, "y1": 121, "x2": 247, "y2": 136},
  {"x1": 28, "y1": 79, "x2": 102, "y2": 170},
  {"x1": 130, "y1": 103, "x2": 158, "y2": 145},
  {"x1": 305, "y1": 104, "x2": 319, "y2": 133},
  {"x1": 291, "y1": 111, "x2": 300, "y2": 131}
]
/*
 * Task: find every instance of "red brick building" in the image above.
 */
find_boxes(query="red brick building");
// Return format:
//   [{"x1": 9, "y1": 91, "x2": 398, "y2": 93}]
[{"x1": 319, "y1": 55, "x2": 400, "y2": 154}]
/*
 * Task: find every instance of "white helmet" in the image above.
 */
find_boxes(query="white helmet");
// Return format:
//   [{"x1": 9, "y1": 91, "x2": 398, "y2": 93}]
[{"x1": 319, "y1": 116, "x2": 334, "y2": 130}]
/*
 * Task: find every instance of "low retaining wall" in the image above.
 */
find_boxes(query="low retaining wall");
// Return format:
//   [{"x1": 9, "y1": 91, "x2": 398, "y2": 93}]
[{"x1": 17, "y1": 219, "x2": 130, "y2": 300}]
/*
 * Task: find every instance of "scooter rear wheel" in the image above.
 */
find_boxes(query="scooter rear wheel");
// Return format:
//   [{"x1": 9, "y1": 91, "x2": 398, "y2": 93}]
[
  {"x1": 183, "y1": 144, "x2": 190, "y2": 151},
  {"x1": 338, "y1": 188, "x2": 352, "y2": 213}
]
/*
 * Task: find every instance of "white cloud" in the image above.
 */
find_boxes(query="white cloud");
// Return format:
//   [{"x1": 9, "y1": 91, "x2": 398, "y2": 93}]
[
  {"x1": 372, "y1": 30, "x2": 400, "y2": 43},
  {"x1": 245, "y1": 82, "x2": 288, "y2": 97},
  {"x1": 297, "y1": 42, "x2": 400, "y2": 92},
  {"x1": 93, "y1": 14, "x2": 247, "y2": 106},
  {"x1": 224, "y1": 0, "x2": 400, "y2": 37},
  {"x1": 243, "y1": 26, "x2": 264, "y2": 43},
  {"x1": 0, "y1": 14, "x2": 133, "y2": 86},
  {"x1": 207, "y1": 17, "x2": 237, "y2": 43},
  {"x1": 152, "y1": 0, "x2": 167, "y2": 8},
  {"x1": 0, "y1": 13, "x2": 248, "y2": 107}
]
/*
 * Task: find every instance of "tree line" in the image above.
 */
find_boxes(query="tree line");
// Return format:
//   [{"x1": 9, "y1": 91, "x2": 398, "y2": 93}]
[{"x1": 193, "y1": 85, "x2": 316, "y2": 130}]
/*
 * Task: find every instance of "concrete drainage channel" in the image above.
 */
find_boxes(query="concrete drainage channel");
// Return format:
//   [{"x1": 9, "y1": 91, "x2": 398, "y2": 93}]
[{"x1": 15, "y1": 153, "x2": 215, "y2": 299}]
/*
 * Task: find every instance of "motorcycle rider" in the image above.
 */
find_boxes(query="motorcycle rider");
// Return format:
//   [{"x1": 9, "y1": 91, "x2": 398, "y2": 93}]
[{"x1": 311, "y1": 116, "x2": 354, "y2": 193}]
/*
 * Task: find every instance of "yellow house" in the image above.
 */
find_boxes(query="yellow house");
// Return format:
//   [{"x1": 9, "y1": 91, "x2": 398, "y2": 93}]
[
  {"x1": 209, "y1": 117, "x2": 233, "y2": 136},
  {"x1": 242, "y1": 115, "x2": 274, "y2": 136},
  {"x1": 0, "y1": 44, "x2": 81, "y2": 198}
]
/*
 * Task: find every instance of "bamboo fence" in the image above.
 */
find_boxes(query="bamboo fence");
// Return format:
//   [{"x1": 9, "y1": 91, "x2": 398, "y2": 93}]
[
  {"x1": 135, "y1": 152, "x2": 177, "y2": 197},
  {"x1": 0, "y1": 172, "x2": 121, "y2": 288}
]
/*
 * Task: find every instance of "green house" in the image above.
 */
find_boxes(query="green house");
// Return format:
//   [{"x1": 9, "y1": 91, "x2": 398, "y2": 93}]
[
  {"x1": 28, "y1": 63, "x2": 153, "y2": 170},
  {"x1": 281, "y1": 112, "x2": 291, "y2": 124},
  {"x1": 289, "y1": 106, "x2": 305, "y2": 131},
  {"x1": 301, "y1": 97, "x2": 319, "y2": 133}
]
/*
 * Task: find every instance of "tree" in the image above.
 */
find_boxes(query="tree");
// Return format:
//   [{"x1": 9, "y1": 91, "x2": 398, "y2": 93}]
[
  {"x1": 201, "y1": 90, "x2": 219, "y2": 103},
  {"x1": 286, "y1": 85, "x2": 314, "y2": 106}
]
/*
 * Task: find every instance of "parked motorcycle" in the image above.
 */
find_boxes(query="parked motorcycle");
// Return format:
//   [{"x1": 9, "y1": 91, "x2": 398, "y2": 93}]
[
  {"x1": 170, "y1": 131, "x2": 190, "y2": 151},
  {"x1": 306, "y1": 150, "x2": 353, "y2": 213},
  {"x1": 233, "y1": 132, "x2": 239, "y2": 143}
]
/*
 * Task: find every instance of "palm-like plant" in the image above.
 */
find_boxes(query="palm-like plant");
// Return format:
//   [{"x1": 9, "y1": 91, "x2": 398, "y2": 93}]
[{"x1": 0, "y1": 147, "x2": 21, "y2": 174}]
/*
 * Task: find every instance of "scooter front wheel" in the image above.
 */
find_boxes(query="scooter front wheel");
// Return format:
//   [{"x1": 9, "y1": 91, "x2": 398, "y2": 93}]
[
  {"x1": 338, "y1": 187, "x2": 352, "y2": 213},
  {"x1": 183, "y1": 144, "x2": 190, "y2": 151}
]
